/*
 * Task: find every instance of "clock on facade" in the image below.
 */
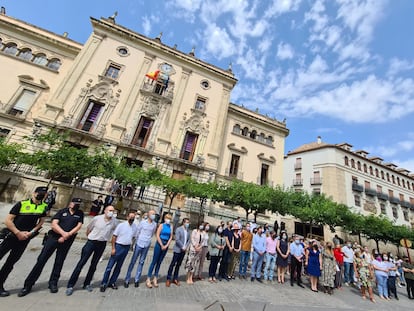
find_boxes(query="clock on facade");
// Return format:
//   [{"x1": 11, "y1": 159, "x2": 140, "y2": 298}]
[{"x1": 160, "y1": 63, "x2": 173, "y2": 75}]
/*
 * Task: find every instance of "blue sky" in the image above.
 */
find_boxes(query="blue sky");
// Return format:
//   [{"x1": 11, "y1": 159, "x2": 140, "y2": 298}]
[{"x1": 2, "y1": 0, "x2": 414, "y2": 172}]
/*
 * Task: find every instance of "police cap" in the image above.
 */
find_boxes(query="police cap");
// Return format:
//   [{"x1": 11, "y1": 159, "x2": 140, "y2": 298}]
[
  {"x1": 71, "y1": 198, "x2": 82, "y2": 203},
  {"x1": 34, "y1": 186, "x2": 48, "y2": 194}
]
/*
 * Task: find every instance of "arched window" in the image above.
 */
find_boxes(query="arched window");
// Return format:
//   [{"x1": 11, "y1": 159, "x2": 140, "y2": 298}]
[
  {"x1": 357, "y1": 161, "x2": 361, "y2": 170},
  {"x1": 241, "y1": 127, "x2": 248, "y2": 136},
  {"x1": 397, "y1": 177, "x2": 400, "y2": 186},
  {"x1": 32, "y1": 53, "x2": 48, "y2": 65},
  {"x1": 4, "y1": 42, "x2": 18, "y2": 55},
  {"x1": 392, "y1": 175, "x2": 395, "y2": 184},
  {"x1": 250, "y1": 130, "x2": 257, "y2": 139},
  {"x1": 402, "y1": 180, "x2": 405, "y2": 188},
  {"x1": 232, "y1": 124, "x2": 241, "y2": 134},
  {"x1": 266, "y1": 136, "x2": 273, "y2": 145},
  {"x1": 351, "y1": 159, "x2": 355, "y2": 168},
  {"x1": 47, "y1": 58, "x2": 61, "y2": 70},
  {"x1": 369, "y1": 166, "x2": 373, "y2": 175},
  {"x1": 381, "y1": 171, "x2": 384, "y2": 179},
  {"x1": 386, "y1": 173, "x2": 390, "y2": 182},
  {"x1": 258, "y1": 133, "x2": 265, "y2": 142},
  {"x1": 18, "y1": 48, "x2": 33, "y2": 61},
  {"x1": 363, "y1": 164, "x2": 367, "y2": 173},
  {"x1": 375, "y1": 168, "x2": 379, "y2": 177},
  {"x1": 344, "y1": 156, "x2": 349, "y2": 166}
]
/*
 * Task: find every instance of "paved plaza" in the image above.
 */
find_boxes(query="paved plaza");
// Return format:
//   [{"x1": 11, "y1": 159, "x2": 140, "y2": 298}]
[{"x1": 1, "y1": 203, "x2": 413, "y2": 311}]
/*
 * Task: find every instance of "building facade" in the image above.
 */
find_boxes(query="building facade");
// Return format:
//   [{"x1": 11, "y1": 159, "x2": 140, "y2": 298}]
[
  {"x1": 0, "y1": 11, "x2": 288, "y2": 222},
  {"x1": 284, "y1": 137, "x2": 414, "y2": 236}
]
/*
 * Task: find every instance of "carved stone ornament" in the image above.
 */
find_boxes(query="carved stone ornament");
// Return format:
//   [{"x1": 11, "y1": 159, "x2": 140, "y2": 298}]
[
  {"x1": 141, "y1": 96, "x2": 161, "y2": 118},
  {"x1": 363, "y1": 200, "x2": 377, "y2": 213}
]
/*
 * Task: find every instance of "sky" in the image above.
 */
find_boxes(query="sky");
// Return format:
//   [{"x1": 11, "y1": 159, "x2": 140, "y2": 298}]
[{"x1": 1, "y1": 0, "x2": 414, "y2": 172}]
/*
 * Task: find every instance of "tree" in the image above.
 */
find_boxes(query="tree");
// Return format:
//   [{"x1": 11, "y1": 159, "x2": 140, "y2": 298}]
[
  {"x1": 157, "y1": 174, "x2": 191, "y2": 213},
  {"x1": 184, "y1": 180, "x2": 218, "y2": 224},
  {"x1": 0, "y1": 138, "x2": 24, "y2": 167},
  {"x1": 361, "y1": 215, "x2": 394, "y2": 252}
]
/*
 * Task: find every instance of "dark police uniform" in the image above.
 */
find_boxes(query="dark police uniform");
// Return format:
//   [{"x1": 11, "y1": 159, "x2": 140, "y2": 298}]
[
  {"x1": 21, "y1": 202, "x2": 84, "y2": 294},
  {"x1": 0, "y1": 198, "x2": 47, "y2": 296}
]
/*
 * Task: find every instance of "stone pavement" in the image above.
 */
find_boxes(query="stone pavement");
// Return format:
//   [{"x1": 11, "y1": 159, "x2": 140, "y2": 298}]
[{"x1": 1, "y1": 203, "x2": 413, "y2": 311}]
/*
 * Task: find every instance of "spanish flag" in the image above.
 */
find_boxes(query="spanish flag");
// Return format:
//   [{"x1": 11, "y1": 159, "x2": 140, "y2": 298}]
[{"x1": 145, "y1": 70, "x2": 160, "y2": 80}]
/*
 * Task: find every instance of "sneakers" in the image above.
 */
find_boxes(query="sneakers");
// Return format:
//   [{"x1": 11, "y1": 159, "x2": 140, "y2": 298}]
[
  {"x1": 124, "y1": 282, "x2": 129, "y2": 288},
  {"x1": 83, "y1": 285, "x2": 93, "y2": 292},
  {"x1": 100, "y1": 285, "x2": 106, "y2": 292},
  {"x1": 66, "y1": 287, "x2": 74, "y2": 296}
]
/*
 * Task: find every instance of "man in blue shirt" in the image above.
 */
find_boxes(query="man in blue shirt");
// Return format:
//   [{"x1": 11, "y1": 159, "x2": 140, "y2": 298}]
[
  {"x1": 251, "y1": 226, "x2": 266, "y2": 282},
  {"x1": 289, "y1": 235, "x2": 305, "y2": 288}
]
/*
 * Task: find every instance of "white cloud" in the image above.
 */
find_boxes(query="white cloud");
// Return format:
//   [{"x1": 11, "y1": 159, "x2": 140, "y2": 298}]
[
  {"x1": 265, "y1": 0, "x2": 302, "y2": 18},
  {"x1": 388, "y1": 58, "x2": 414, "y2": 76},
  {"x1": 277, "y1": 42, "x2": 294, "y2": 60},
  {"x1": 203, "y1": 24, "x2": 236, "y2": 59}
]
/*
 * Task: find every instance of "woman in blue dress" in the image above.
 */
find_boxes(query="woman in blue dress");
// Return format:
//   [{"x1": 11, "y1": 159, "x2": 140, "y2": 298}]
[{"x1": 305, "y1": 241, "x2": 322, "y2": 292}]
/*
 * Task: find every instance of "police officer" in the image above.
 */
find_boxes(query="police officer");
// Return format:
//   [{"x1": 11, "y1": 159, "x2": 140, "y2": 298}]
[
  {"x1": 18, "y1": 198, "x2": 84, "y2": 297},
  {"x1": 0, "y1": 186, "x2": 48, "y2": 297}
]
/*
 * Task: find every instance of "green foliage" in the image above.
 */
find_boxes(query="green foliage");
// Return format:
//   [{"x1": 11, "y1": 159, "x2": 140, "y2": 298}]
[{"x1": 0, "y1": 138, "x2": 24, "y2": 167}]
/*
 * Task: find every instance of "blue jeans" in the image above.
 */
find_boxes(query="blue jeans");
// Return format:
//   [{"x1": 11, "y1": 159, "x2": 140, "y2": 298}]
[
  {"x1": 343, "y1": 261, "x2": 354, "y2": 284},
  {"x1": 239, "y1": 250, "x2": 250, "y2": 276},
  {"x1": 264, "y1": 253, "x2": 276, "y2": 281},
  {"x1": 376, "y1": 273, "x2": 388, "y2": 297},
  {"x1": 251, "y1": 251, "x2": 264, "y2": 279},
  {"x1": 124, "y1": 245, "x2": 150, "y2": 283},
  {"x1": 101, "y1": 243, "x2": 130, "y2": 286},
  {"x1": 147, "y1": 241, "x2": 168, "y2": 278}
]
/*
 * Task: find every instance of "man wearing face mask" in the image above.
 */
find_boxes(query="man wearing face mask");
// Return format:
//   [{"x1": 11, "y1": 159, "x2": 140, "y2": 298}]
[
  {"x1": 65, "y1": 205, "x2": 118, "y2": 295},
  {"x1": 239, "y1": 223, "x2": 253, "y2": 279},
  {"x1": 341, "y1": 240, "x2": 355, "y2": 286},
  {"x1": 18, "y1": 198, "x2": 84, "y2": 297},
  {"x1": 100, "y1": 211, "x2": 137, "y2": 292},
  {"x1": 289, "y1": 234, "x2": 305, "y2": 288},
  {"x1": 123, "y1": 209, "x2": 157, "y2": 288},
  {"x1": 0, "y1": 186, "x2": 48, "y2": 297}
]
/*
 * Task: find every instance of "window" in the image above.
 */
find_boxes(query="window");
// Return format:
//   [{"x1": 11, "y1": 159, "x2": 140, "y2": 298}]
[
  {"x1": 250, "y1": 130, "x2": 257, "y2": 139},
  {"x1": 47, "y1": 58, "x2": 61, "y2": 71},
  {"x1": 4, "y1": 43, "x2": 18, "y2": 55},
  {"x1": 117, "y1": 47, "x2": 129, "y2": 56},
  {"x1": 392, "y1": 175, "x2": 395, "y2": 184},
  {"x1": 131, "y1": 117, "x2": 154, "y2": 147},
  {"x1": 388, "y1": 189, "x2": 394, "y2": 198},
  {"x1": 77, "y1": 101, "x2": 104, "y2": 132},
  {"x1": 313, "y1": 188, "x2": 321, "y2": 195},
  {"x1": 18, "y1": 48, "x2": 32, "y2": 61},
  {"x1": 354, "y1": 195, "x2": 361, "y2": 207},
  {"x1": 260, "y1": 164, "x2": 269, "y2": 186},
  {"x1": 402, "y1": 180, "x2": 406, "y2": 188},
  {"x1": 380, "y1": 203, "x2": 386, "y2": 214},
  {"x1": 180, "y1": 132, "x2": 198, "y2": 161},
  {"x1": 104, "y1": 64, "x2": 121, "y2": 79},
  {"x1": 0, "y1": 127, "x2": 11, "y2": 139},
  {"x1": 381, "y1": 171, "x2": 384, "y2": 179},
  {"x1": 8, "y1": 89, "x2": 37, "y2": 116},
  {"x1": 376, "y1": 185, "x2": 382, "y2": 193},
  {"x1": 399, "y1": 193, "x2": 404, "y2": 202},
  {"x1": 386, "y1": 173, "x2": 390, "y2": 182},
  {"x1": 295, "y1": 158, "x2": 302, "y2": 169},
  {"x1": 241, "y1": 127, "x2": 248, "y2": 136},
  {"x1": 32, "y1": 53, "x2": 48, "y2": 65},
  {"x1": 369, "y1": 166, "x2": 373, "y2": 175},
  {"x1": 403, "y1": 210, "x2": 409, "y2": 221},
  {"x1": 194, "y1": 97, "x2": 206, "y2": 111},
  {"x1": 397, "y1": 177, "x2": 400, "y2": 186},
  {"x1": 375, "y1": 168, "x2": 379, "y2": 177},
  {"x1": 232, "y1": 124, "x2": 241, "y2": 134},
  {"x1": 258, "y1": 133, "x2": 265, "y2": 143},
  {"x1": 344, "y1": 156, "x2": 349, "y2": 166},
  {"x1": 351, "y1": 159, "x2": 355, "y2": 168},
  {"x1": 392, "y1": 206, "x2": 398, "y2": 219},
  {"x1": 357, "y1": 161, "x2": 361, "y2": 170},
  {"x1": 352, "y1": 176, "x2": 358, "y2": 184},
  {"x1": 200, "y1": 80, "x2": 210, "y2": 89},
  {"x1": 229, "y1": 154, "x2": 240, "y2": 177},
  {"x1": 154, "y1": 79, "x2": 166, "y2": 95},
  {"x1": 266, "y1": 136, "x2": 273, "y2": 145},
  {"x1": 364, "y1": 181, "x2": 370, "y2": 189},
  {"x1": 363, "y1": 164, "x2": 367, "y2": 173}
]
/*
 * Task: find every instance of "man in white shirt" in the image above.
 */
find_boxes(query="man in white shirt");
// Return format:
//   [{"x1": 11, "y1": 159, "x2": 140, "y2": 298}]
[
  {"x1": 100, "y1": 211, "x2": 137, "y2": 292},
  {"x1": 341, "y1": 241, "x2": 355, "y2": 286}
]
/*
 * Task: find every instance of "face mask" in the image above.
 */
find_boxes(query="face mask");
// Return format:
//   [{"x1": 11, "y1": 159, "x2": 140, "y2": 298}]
[
  {"x1": 143, "y1": 215, "x2": 148, "y2": 220},
  {"x1": 218, "y1": 228, "x2": 223, "y2": 234},
  {"x1": 282, "y1": 235, "x2": 287, "y2": 240},
  {"x1": 165, "y1": 219, "x2": 171, "y2": 224},
  {"x1": 107, "y1": 211, "x2": 114, "y2": 218},
  {"x1": 246, "y1": 227, "x2": 250, "y2": 232},
  {"x1": 113, "y1": 213, "x2": 118, "y2": 219},
  {"x1": 73, "y1": 204, "x2": 81, "y2": 211},
  {"x1": 205, "y1": 226, "x2": 210, "y2": 231},
  {"x1": 383, "y1": 256, "x2": 388, "y2": 261},
  {"x1": 199, "y1": 225, "x2": 204, "y2": 230},
  {"x1": 295, "y1": 240, "x2": 300, "y2": 244},
  {"x1": 347, "y1": 244, "x2": 352, "y2": 248},
  {"x1": 150, "y1": 214, "x2": 155, "y2": 220},
  {"x1": 313, "y1": 245, "x2": 318, "y2": 249},
  {"x1": 136, "y1": 215, "x2": 141, "y2": 220},
  {"x1": 35, "y1": 193, "x2": 45, "y2": 201},
  {"x1": 128, "y1": 218, "x2": 134, "y2": 224},
  {"x1": 185, "y1": 223, "x2": 189, "y2": 229}
]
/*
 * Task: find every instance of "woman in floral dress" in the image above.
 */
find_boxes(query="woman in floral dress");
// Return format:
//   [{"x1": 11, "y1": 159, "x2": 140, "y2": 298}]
[
  {"x1": 321, "y1": 242, "x2": 336, "y2": 294},
  {"x1": 354, "y1": 249, "x2": 375, "y2": 303}
]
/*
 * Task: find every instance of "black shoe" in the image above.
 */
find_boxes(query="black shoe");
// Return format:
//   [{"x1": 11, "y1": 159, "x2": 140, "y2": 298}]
[
  {"x1": 49, "y1": 284, "x2": 58, "y2": 293},
  {"x1": 298, "y1": 283, "x2": 305, "y2": 288},
  {"x1": 251, "y1": 277, "x2": 255, "y2": 282},
  {"x1": 291, "y1": 283, "x2": 294, "y2": 287},
  {"x1": 18, "y1": 287, "x2": 31, "y2": 297},
  {"x1": 100, "y1": 285, "x2": 106, "y2": 292},
  {"x1": 124, "y1": 282, "x2": 129, "y2": 288},
  {"x1": 0, "y1": 288, "x2": 10, "y2": 297},
  {"x1": 256, "y1": 278, "x2": 263, "y2": 283},
  {"x1": 395, "y1": 296, "x2": 399, "y2": 300},
  {"x1": 109, "y1": 283, "x2": 118, "y2": 290},
  {"x1": 134, "y1": 282, "x2": 139, "y2": 288}
]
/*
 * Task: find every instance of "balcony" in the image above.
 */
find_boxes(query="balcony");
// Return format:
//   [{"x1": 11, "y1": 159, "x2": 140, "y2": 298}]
[
  {"x1": 377, "y1": 192, "x2": 389, "y2": 201},
  {"x1": 294, "y1": 163, "x2": 302, "y2": 170},
  {"x1": 351, "y1": 183, "x2": 363, "y2": 192},
  {"x1": 310, "y1": 177, "x2": 323, "y2": 185},
  {"x1": 293, "y1": 179, "x2": 303, "y2": 186},
  {"x1": 389, "y1": 196, "x2": 401, "y2": 205},
  {"x1": 365, "y1": 187, "x2": 377, "y2": 197},
  {"x1": 400, "y1": 200, "x2": 411, "y2": 208},
  {"x1": 140, "y1": 81, "x2": 173, "y2": 102}
]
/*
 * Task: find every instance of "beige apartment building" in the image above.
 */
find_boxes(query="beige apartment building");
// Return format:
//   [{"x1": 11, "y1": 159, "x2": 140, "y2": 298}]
[
  {"x1": 0, "y1": 11, "x2": 288, "y2": 223},
  {"x1": 284, "y1": 137, "x2": 414, "y2": 238}
]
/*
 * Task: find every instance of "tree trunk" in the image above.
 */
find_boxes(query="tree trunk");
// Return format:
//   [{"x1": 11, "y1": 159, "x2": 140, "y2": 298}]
[
  {"x1": 167, "y1": 192, "x2": 177, "y2": 213},
  {"x1": 358, "y1": 232, "x2": 362, "y2": 246},
  {"x1": 375, "y1": 239, "x2": 380, "y2": 253}
]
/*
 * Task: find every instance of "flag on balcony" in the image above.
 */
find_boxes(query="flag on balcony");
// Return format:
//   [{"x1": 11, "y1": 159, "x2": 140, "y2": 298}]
[{"x1": 145, "y1": 70, "x2": 160, "y2": 80}]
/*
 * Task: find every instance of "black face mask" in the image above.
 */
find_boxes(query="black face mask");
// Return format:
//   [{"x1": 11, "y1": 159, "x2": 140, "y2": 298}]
[
  {"x1": 35, "y1": 193, "x2": 46, "y2": 201},
  {"x1": 128, "y1": 218, "x2": 134, "y2": 224},
  {"x1": 73, "y1": 204, "x2": 81, "y2": 211}
]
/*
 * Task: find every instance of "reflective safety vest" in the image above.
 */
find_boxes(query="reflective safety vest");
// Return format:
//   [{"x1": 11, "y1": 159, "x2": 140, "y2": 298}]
[{"x1": 19, "y1": 199, "x2": 47, "y2": 215}]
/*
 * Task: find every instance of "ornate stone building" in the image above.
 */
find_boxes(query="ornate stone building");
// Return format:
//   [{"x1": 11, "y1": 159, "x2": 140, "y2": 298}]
[{"x1": 0, "y1": 11, "x2": 288, "y2": 222}]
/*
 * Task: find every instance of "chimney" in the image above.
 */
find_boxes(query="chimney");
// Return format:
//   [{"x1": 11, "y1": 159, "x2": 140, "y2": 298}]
[
  {"x1": 317, "y1": 136, "x2": 322, "y2": 144},
  {"x1": 62, "y1": 32, "x2": 68, "y2": 38},
  {"x1": 0, "y1": 7, "x2": 6, "y2": 15}
]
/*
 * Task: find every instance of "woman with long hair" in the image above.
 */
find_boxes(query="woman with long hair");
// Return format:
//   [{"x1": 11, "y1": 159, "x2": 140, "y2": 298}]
[
  {"x1": 276, "y1": 231, "x2": 289, "y2": 284},
  {"x1": 208, "y1": 226, "x2": 225, "y2": 282},
  {"x1": 353, "y1": 249, "x2": 375, "y2": 302},
  {"x1": 321, "y1": 242, "x2": 336, "y2": 294}
]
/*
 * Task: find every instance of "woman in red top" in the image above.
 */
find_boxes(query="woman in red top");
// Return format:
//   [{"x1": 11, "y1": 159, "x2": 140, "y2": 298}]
[{"x1": 333, "y1": 244, "x2": 344, "y2": 289}]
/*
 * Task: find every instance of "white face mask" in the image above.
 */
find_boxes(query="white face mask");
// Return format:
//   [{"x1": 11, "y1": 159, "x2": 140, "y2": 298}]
[
  {"x1": 107, "y1": 211, "x2": 114, "y2": 218},
  {"x1": 113, "y1": 213, "x2": 118, "y2": 219},
  {"x1": 165, "y1": 219, "x2": 171, "y2": 224}
]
